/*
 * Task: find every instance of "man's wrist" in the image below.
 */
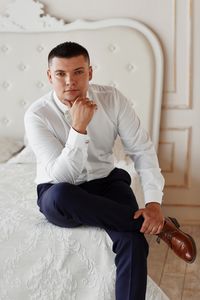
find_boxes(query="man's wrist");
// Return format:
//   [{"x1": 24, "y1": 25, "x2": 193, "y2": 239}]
[
  {"x1": 72, "y1": 126, "x2": 87, "y2": 135},
  {"x1": 145, "y1": 202, "x2": 161, "y2": 208}
]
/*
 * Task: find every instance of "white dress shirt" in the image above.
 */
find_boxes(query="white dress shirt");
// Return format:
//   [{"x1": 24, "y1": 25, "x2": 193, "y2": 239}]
[{"x1": 24, "y1": 84, "x2": 164, "y2": 205}]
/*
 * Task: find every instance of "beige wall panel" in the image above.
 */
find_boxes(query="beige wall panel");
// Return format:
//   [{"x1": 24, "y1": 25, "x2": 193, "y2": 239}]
[
  {"x1": 163, "y1": 0, "x2": 192, "y2": 109},
  {"x1": 162, "y1": 205, "x2": 200, "y2": 224},
  {"x1": 159, "y1": 128, "x2": 191, "y2": 188}
]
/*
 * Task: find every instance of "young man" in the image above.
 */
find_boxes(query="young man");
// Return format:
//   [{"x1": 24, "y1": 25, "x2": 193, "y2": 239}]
[{"x1": 24, "y1": 42, "x2": 196, "y2": 300}]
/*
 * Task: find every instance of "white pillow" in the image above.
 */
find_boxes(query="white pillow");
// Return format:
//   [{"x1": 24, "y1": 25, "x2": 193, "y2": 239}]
[
  {"x1": 8, "y1": 145, "x2": 36, "y2": 164},
  {"x1": 0, "y1": 137, "x2": 24, "y2": 163}
]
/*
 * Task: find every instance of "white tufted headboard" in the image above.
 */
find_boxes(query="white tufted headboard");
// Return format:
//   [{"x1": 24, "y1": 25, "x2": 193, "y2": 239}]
[{"x1": 0, "y1": 1, "x2": 163, "y2": 150}]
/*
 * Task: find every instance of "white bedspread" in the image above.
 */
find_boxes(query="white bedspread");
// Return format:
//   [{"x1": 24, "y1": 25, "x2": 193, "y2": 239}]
[{"x1": 0, "y1": 163, "x2": 169, "y2": 300}]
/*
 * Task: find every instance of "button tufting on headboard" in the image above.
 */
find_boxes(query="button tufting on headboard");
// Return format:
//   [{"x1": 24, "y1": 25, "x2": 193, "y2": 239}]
[
  {"x1": 0, "y1": 44, "x2": 10, "y2": 53},
  {"x1": 36, "y1": 81, "x2": 46, "y2": 89},
  {"x1": 36, "y1": 45, "x2": 45, "y2": 52},
  {"x1": 19, "y1": 99, "x2": 28, "y2": 108},
  {"x1": 0, "y1": 117, "x2": 11, "y2": 126},
  {"x1": 126, "y1": 63, "x2": 136, "y2": 72},
  {"x1": 18, "y1": 63, "x2": 28, "y2": 71},
  {"x1": 1, "y1": 81, "x2": 12, "y2": 90},
  {"x1": 108, "y1": 44, "x2": 118, "y2": 52}
]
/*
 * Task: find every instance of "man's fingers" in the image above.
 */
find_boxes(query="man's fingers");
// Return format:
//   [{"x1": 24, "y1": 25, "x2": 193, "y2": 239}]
[
  {"x1": 139, "y1": 217, "x2": 164, "y2": 234},
  {"x1": 72, "y1": 96, "x2": 89, "y2": 104},
  {"x1": 148, "y1": 226, "x2": 160, "y2": 235},
  {"x1": 140, "y1": 220, "x2": 151, "y2": 233},
  {"x1": 145, "y1": 224, "x2": 155, "y2": 234},
  {"x1": 142, "y1": 221, "x2": 164, "y2": 235},
  {"x1": 134, "y1": 209, "x2": 144, "y2": 219},
  {"x1": 154, "y1": 222, "x2": 164, "y2": 235},
  {"x1": 73, "y1": 97, "x2": 97, "y2": 109}
]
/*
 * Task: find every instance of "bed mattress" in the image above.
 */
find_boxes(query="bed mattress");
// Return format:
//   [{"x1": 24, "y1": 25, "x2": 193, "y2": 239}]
[{"x1": 0, "y1": 163, "x2": 169, "y2": 300}]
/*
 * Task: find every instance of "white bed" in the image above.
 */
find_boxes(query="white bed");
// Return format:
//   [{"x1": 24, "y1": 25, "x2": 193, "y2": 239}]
[{"x1": 0, "y1": 1, "x2": 169, "y2": 299}]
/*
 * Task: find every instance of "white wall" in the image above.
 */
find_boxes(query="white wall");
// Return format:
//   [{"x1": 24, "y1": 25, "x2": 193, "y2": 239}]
[{"x1": 1, "y1": 0, "x2": 200, "y2": 223}]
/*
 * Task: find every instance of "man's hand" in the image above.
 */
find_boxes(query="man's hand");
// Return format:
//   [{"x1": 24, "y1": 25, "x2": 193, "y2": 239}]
[
  {"x1": 70, "y1": 97, "x2": 97, "y2": 134},
  {"x1": 134, "y1": 202, "x2": 164, "y2": 235}
]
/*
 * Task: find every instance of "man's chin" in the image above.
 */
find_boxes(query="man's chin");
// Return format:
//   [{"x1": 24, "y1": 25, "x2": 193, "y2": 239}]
[
  {"x1": 62, "y1": 98, "x2": 75, "y2": 107},
  {"x1": 64, "y1": 93, "x2": 80, "y2": 101}
]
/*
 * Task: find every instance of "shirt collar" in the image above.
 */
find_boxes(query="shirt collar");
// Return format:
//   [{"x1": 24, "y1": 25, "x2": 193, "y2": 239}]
[
  {"x1": 53, "y1": 91, "x2": 69, "y2": 114},
  {"x1": 53, "y1": 89, "x2": 90, "y2": 114}
]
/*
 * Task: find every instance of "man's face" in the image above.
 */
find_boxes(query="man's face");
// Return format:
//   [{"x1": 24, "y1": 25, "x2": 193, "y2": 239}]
[{"x1": 47, "y1": 55, "x2": 93, "y2": 106}]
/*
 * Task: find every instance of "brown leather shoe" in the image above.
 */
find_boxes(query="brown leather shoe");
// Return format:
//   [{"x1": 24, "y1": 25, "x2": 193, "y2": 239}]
[{"x1": 156, "y1": 217, "x2": 197, "y2": 263}]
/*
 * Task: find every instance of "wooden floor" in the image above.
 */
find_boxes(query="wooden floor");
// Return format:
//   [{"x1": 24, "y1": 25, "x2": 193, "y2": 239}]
[{"x1": 147, "y1": 225, "x2": 200, "y2": 300}]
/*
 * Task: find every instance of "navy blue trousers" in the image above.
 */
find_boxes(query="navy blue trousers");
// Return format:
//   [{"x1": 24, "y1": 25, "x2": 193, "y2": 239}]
[{"x1": 37, "y1": 168, "x2": 149, "y2": 300}]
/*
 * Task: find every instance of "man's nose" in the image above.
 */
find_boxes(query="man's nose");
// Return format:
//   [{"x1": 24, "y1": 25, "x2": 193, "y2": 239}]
[{"x1": 65, "y1": 74, "x2": 75, "y2": 85}]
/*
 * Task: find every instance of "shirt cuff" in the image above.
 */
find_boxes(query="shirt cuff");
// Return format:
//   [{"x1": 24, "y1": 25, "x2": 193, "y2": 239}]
[
  {"x1": 144, "y1": 190, "x2": 163, "y2": 206},
  {"x1": 67, "y1": 127, "x2": 90, "y2": 148}
]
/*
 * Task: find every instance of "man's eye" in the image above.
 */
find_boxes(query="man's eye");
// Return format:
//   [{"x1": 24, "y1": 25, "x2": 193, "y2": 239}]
[
  {"x1": 75, "y1": 70, "x2": 84, "y2": 75},
  {"x1": 56, "y1": 72, "x2": 65, "y2": 77}
]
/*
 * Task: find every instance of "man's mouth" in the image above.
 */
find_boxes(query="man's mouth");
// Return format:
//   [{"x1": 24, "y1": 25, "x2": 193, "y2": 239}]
[{"x1": 65, "y1": 89, "x2": 78, "y2": 92}]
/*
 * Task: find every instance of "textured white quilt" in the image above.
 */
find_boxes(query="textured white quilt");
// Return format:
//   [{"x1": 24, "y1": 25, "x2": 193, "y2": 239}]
[{"x1": 0, "y1": 163, "x2": 169, "y2": 300}]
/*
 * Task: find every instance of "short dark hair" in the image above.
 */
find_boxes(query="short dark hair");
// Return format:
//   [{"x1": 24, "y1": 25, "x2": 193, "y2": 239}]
[{"x1": 48, "y1": 42, "x2": 90, "y2": 66}]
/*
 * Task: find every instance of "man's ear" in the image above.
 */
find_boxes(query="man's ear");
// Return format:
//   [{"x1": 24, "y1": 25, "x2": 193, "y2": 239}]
[
  {"x1": 89, "y1": 66, "x2": 93, "y2": 81},
  {"x1": 47, "y1": 69, "x2": 52, "y2": 84}
]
